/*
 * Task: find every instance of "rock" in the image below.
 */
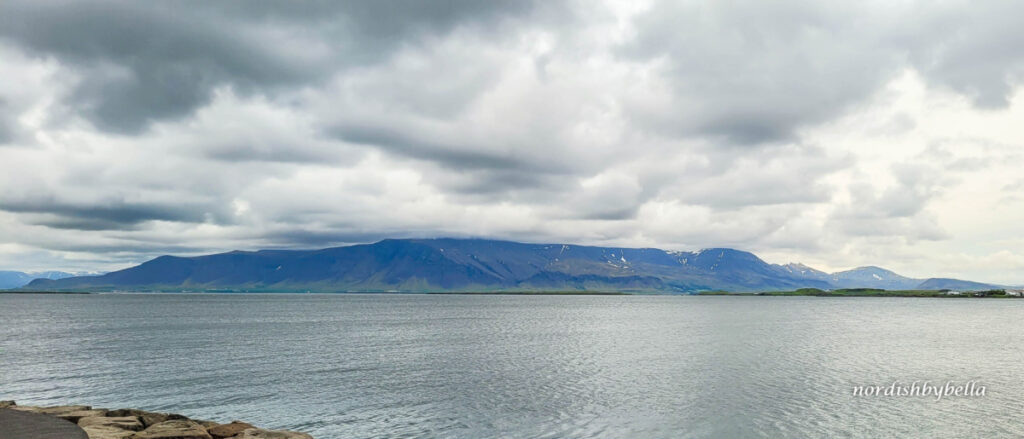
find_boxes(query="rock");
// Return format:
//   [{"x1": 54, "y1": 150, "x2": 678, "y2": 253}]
[
  {"x1": 107, "y1": 409, "x2": 189, "y2": 428},
  {"x1": 7, "y1": 403, "x2": 42, "y2": 411},
  {"x1": 0, "y1": 403, "x2": 309, "y2": 439},
  {"x1": 11, "y1": 404, "x2": 92, "y2": 415},
  {"x1": 232, "y1": 428, "x2": 313, "y2": 439},
  {"x1": 42, "y1": 405, "x2": 93, "y2": 413},
  {"x1": 205, "y1": 421, "x2": 255, "y2": 438},
  {"x1": 57, "y1": 409, "x2": 110, "y2": 423},
  {"x1": 131, "y1": 419, "x2": 212, "y2": 439},
  {"x1": 80, "y1": 415, "x2": 145, "y2": 431},
  {"x1": 82, "y1": 425, "x2": 138, "y2": 439},
  {"x1": 11, "y1": 405, "x2": 107, "y2": 422}
]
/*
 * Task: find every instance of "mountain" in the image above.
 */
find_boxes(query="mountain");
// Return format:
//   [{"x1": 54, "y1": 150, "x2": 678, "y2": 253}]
[
  {"x1": 775, "y1": 263, "x2": 832, "y2": 282},
  {"x1": 33, "y1": 271, "x2": 79, "y2": 281},
  {"x1": 19, "y1": 238, "x2": 1000, "y2": 293},
  {"x1": 827, "y1": 266, "x2": 921, "y2": 290},
  {"x1": 916, "y1": 278, "x2": 999, "y2": 291},
  {"x1": 0, "y1": 271, "x2": 76, "y2": 289},
  {"x1": 0, "y1": 271, "x2": 32, "y2": 289}
]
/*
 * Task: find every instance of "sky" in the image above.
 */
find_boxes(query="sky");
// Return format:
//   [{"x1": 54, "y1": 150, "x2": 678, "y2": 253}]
[{"x1": 0, "y1": 0, "x2": 1023, "y2": 284}]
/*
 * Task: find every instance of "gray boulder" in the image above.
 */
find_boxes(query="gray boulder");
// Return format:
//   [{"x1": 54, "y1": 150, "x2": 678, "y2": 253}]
[
  {"x1": 206, "y1": 421, "x2": 255, "y2": 438},
  {"x1": 10, "y1": 404, "x2": 92, "y2": 415},
  {"x1": 233, "y1": 427, "x2": 314, "y2": 439},
  {"x1": 57, "y1": 409, "x2": 109, "y2": 423},
  {"x1": 131, "y1": 419, "x2": 212, "y2": 439},
  {"x1": 106, "y1": 409, "x2": 188, "y2": 428},
  {"x1": 79, "y1": 415, "x2": 145, "y2": 431},
  {"x1": 82, "y1": 425, "x2": 138, "y2": 439}
]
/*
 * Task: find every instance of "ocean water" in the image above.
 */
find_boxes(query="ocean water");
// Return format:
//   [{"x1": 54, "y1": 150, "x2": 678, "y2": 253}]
[{"x1": 2, "y1": 293, "x2": 1023, "y2": 438}]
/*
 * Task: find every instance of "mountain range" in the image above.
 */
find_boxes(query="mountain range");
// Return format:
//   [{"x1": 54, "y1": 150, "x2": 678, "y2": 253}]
[
  {"x1": 14, "y1": 238, "x2": 1003, "y2": 293},
  {"x1": 0, "y1": 271, "x2": 77, "y2": 290}
]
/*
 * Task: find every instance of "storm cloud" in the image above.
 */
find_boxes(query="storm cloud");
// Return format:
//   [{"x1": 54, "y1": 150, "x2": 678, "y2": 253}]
[{"x1": 1, "y1": 0, "x2": 1023, "y2": 284}]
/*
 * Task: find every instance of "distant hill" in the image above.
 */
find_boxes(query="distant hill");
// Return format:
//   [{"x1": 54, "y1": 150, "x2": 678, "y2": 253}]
[
  {"x1": 828, "y1": 266, "x2": 921, "y2": 290},
  {"x1": 19, "y1": 238, "x2": 1003, "y2": 293},
  {"x1": 0, "y1": 271, "x2": 76, "y2": 290},
  {"x1": 916, "y1": 278, "x2": 999, "y2": 291}
]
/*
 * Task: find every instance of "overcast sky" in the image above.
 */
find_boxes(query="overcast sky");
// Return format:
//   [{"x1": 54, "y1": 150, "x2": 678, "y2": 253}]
[{"x1": 1, "y1": 0, "x2": 1023, "y2": 283}]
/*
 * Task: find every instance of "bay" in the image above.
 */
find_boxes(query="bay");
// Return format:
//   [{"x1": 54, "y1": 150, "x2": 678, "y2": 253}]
[{"x1": 2, "y1": 294, "x2": 1022, "y2": 438}]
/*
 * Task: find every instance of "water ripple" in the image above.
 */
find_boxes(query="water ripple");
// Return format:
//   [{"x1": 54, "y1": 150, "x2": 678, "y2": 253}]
[{"x1": 2, "y1": 294, "x2": 1023, "y2": 438}]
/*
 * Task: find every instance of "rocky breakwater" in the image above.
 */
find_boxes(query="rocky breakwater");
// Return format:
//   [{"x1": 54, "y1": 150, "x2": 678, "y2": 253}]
[{"x1": 0, "y1": 401, "x2": 312, "y2": 439}]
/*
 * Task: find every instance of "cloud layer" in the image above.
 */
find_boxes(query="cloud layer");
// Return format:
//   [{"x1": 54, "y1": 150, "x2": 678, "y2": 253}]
[{"x1": 1, "y1": 0, "x2": 1023, "y2": 284}]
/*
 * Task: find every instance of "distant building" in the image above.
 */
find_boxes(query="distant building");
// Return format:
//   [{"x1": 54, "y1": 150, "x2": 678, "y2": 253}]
[
  {"x1": 944, "y1": 290, "x2": 962, "y2": 296},
  {"x1": 1006, "y1": 289, "x2": 1024, "y2": 297}
]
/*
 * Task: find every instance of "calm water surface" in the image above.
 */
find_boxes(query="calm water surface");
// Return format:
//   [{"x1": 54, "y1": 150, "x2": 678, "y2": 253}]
[{"x1": 2, "y1": 294, "x2": 1023, "y2": 438}]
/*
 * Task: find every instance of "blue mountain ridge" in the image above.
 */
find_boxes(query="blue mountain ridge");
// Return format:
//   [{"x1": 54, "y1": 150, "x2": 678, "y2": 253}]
[
  {"x1": 18, "y1": 238, "x2": 1000, "y2": 293},
  {"x1": 0, "y1": 270, "x2": 76, "y2": 290}
]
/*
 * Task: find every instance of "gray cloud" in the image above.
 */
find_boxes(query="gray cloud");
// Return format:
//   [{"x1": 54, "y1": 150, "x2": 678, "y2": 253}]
[
  {"x1": 0, "y1": 97, "x2": 11, "y2": 142},
  {"x1": 2, "y1": 1, "x2": 309, "y2": 132},
  {"x1": 0, "y1": 197, "x2": 230, "y2": 231},
  {"x1": 334, "y1": 124, "x2": 566, "y2": 174},
  {"x1": 901, "y1": 2, "x2": 1024, "y2": 108},
  {"x1": 619, "y1": 0, "x2": 1024, "y2": 145},
  {"x1": 0, "y1": 117, "x2": 11, "y2": 145},
  {"x1": 619, "y1": 1, "x2": 904, "y2": 144},
  {"x1": 0, "y1": 0, "x2": 556, "y2": 133},
  {"x1": 202, "y1": 144, "x2": 325, "y2": 164},
  {"x1": 1, "y1": 0, "x2": 1023, "y2": 282},
  {"x1": 825, "y1": 161, "x2": 953, "y2": 243}
]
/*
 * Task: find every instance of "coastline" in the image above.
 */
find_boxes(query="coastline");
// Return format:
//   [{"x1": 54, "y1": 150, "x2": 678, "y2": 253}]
[
  {"x1": 3, "y1": 290, "x2": 628, "y2": 295},
  {"x1": 3, "y1": 289, "x2": 1016, "y2": 297},
  {"x1": 0, "y1": 401, "x2": 311, "y2": 439}
]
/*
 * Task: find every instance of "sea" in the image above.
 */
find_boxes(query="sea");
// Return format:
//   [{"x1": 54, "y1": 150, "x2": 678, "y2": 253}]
[{"x1": 2, "y1": 293, "x2": 1023, "y2": 438}]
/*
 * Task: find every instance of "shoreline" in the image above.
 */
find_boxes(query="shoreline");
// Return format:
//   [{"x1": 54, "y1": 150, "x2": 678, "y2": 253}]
[
  {"x1": 0, "y1": 401, "x2": 311, "y2": 439},
  {"x1": 3, "y1": 289, "x2": 1017, "y2": 298},
  {"x1": 3, "y1": 290, "x2": 630, "y2": 295}
]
